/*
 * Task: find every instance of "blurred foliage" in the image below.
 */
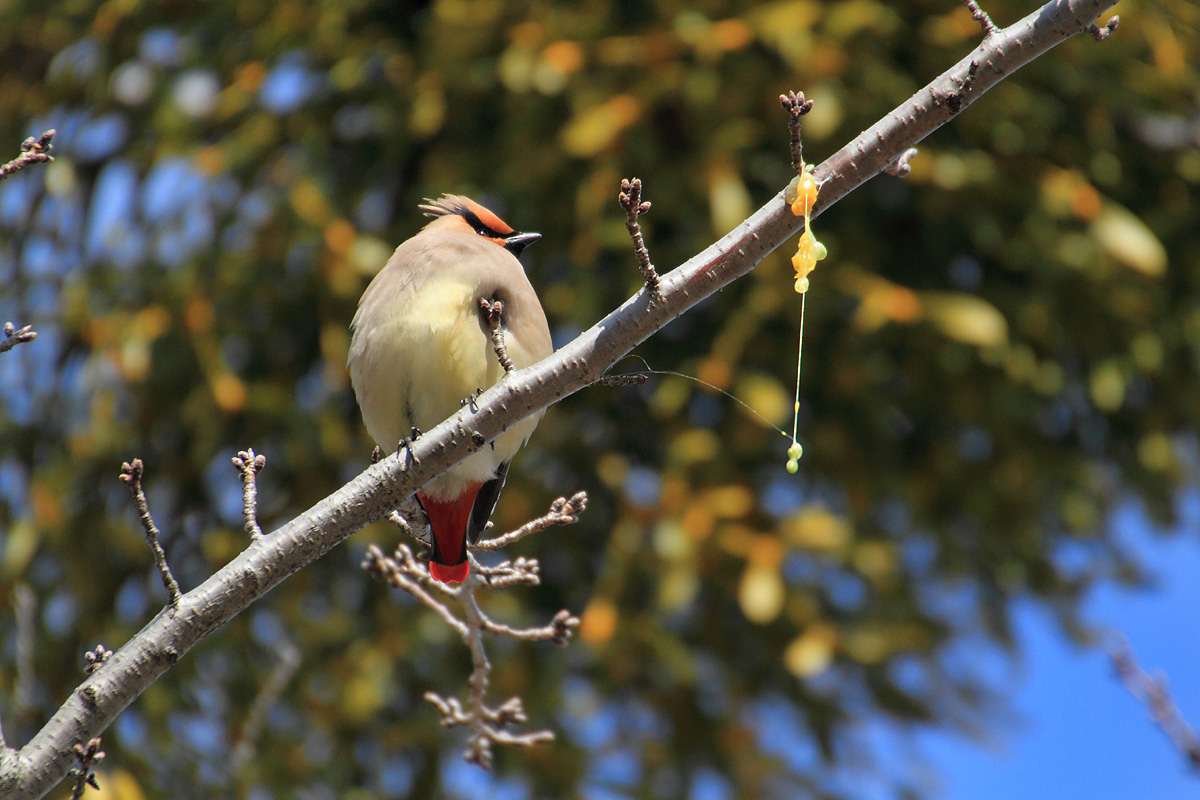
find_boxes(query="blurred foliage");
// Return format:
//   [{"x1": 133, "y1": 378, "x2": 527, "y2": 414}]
[{"x1": 0, "y1": 0, "x2": 1197, "y2": 797}]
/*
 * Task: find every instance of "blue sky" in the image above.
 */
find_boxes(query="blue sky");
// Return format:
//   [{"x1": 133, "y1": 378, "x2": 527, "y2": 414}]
[{"x1": 920, "y1": 491, "x2": 1200, "y2": 799}]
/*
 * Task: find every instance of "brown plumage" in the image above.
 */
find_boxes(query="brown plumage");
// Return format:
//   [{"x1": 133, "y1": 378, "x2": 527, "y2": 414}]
[{"x1": 348, "y1": 195, "x2": 552, "y2": 582}]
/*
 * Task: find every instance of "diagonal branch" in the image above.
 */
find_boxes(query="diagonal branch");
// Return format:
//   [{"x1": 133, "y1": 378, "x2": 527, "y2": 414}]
[{"x1": 4, "y1": 2, "x2": 1120, "y2": 795}]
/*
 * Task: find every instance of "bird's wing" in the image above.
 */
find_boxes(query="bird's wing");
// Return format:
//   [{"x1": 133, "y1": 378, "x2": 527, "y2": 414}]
[{"x1": 467, "y1": 460, "x2": 510, "y2": 545}]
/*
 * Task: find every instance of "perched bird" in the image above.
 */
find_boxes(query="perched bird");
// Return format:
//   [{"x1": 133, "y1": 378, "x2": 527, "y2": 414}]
[{"x1": 348, "y1": 195, "x2": 552, "y2": 583}]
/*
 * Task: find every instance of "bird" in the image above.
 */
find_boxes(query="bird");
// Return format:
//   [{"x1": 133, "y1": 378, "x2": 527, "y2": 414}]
[{"x1": 348, "y1": 195, "x2": 552, "y2": 583}]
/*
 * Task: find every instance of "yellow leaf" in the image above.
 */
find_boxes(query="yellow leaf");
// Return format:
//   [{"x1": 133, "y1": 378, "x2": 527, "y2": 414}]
[
  {"x1": 1138, "y1": 432, "x2": 1175, "y2": 472},
  {"x1": 668, "y1": 429, "x2": 719, "y2": 465},
  {"x1": 781, "y1": 508, "x2": 850, "y2": 554},
  {"x1": 708, "y1": 160, "x2": 752, "y2": 234},
  {"x1": 1092, "y1": 203, "x2": 1167, "y2": 276},
  {"x1": 4, "y1": 519, "x2": 39, "y2": 577},
  {"x1": 703, "y1": 485, "x2": 754, "y2": 519},
  {"x1": 738, "y1": 561, "x2": 784, "y2": 624},
  {"x1": 783, "y1": 622, "x2": 837, "y2": 677},
  {"x1": 91, "y1": 768, "x2": 146, "y2": 800},
  {"x1": 842, "y1": 623, "x2": 893, "y2": 664},
  {"x1": 580, "y1": 598, "x2": 618, "y2": 644},
  {"x1": 658, "y1": 566, "x2": 699, "y2": 612},
  {"x1": 1089, "y1": 360, "x2": 1125, "y2": 412},
  {"x1": 733, "y1": 372, "x2": 791, "y2": 428},
  {"x1": 560, "y1": 95, "x2": 640, "y2": 156},
  {"x1": 921, "y1": 292, "x2": 1008, "y2": 347}
]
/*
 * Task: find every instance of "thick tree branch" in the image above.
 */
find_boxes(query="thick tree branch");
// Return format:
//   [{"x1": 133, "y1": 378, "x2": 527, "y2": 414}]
[{"x1": 0, "y1": 1, "x2": 1119, "y2": 795}]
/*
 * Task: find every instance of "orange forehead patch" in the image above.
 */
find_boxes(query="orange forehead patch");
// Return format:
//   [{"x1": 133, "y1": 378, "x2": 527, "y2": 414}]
[{"x1": 419, "y1": 194, "x2": 515, "y2": 236}]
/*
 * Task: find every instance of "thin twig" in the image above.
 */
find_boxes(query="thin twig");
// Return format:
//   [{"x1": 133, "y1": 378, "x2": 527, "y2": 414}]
[
  {"x1": 364, "y1": 498, "x2": 583, "y2": 769},
  {"x1": 232, "y1": 449, "x2": 267, "y2": 541},
  {"x1": 67, "y1": 738, "x2": 103, "y2": 799},
  {"x1": 0, "y1": 130, "x2": 55, "y2": 182},
  {"x1": 479, "y1": 609, "x2": 578, "y2": 646},
  {"x1": 618, "y1": 178, "x2": 661, "y2": 295},
  {"x1": 363, "y1": 545, "x2": 468, "y2": 636},
  {"x1": 1111, "y1": 637, "x2": 1200, "y2": 770},
  {"x1": 961, "y1": 0, "x2": 999, "y2": 36},
  {"x1": 230, "y1": 638, "x2": 300, "y2": 773},
  {"x1": 779, "y1": 91, "x2": 814, "y2": 174},
  {"x1": 478, "y1": 298, "x2": 515, "y2": 373},
  {"x1": 885, "y1": 147, "x2": 920, "y2": 177},
  {"x1": 473, "y1": 492, "x2": 588, "y2": 551},
  {"x1": 119, "y1": 459, "x2": 182, "y2": 608},
  {"x1": 1088, "y1": 15, "x2": 1119, "y2": 41},
  {"x1": 0, "y1": 322, "x2": 37, "y2": 355}
]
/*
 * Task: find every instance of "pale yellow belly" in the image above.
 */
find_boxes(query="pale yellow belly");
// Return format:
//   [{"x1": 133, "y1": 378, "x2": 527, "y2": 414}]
[{"x1": 351, "y1": 277, "x2": 542, "y2": 500}]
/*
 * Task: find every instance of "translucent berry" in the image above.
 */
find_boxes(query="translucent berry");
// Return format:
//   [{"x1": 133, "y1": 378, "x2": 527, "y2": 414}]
[
  {"x1": 788, "y1": 442, "x2": 803, "y2": 459},
  {"x1": 786, "y1": 458, "x2": 799, "y2": 474},
  {"x1": 794, "y1": 276, "x2": 810, "y2": 294},
  {"x1": 813, "y1": 241, "x2": 828, "y2": 261},
  {"x1": 784, "y1": 175, "x2": 801, "y2": 206}
]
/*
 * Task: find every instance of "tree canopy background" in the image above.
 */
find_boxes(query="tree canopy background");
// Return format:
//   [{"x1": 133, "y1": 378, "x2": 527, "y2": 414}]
[{"x1": 0, "y1": 0, "x2": 1197, "y2": 797}]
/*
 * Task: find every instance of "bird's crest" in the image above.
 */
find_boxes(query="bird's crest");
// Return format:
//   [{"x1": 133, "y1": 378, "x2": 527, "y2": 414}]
[{"x1": 419, "y1": 194, "x2": 515, "y2": 237}]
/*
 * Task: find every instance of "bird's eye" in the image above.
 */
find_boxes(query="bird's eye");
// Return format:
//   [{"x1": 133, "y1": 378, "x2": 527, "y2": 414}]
[{"x1": 474, "y1": 227, "x2": 489, "y2": 236}]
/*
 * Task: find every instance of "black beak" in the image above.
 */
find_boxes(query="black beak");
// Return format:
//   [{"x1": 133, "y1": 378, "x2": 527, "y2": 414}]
[{"x1": 503, "y1": 231, "x2": 542, "y2": 258}]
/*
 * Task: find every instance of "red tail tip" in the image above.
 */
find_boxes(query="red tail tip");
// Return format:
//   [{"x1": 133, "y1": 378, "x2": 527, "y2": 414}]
[{"x1": 429, "y1": 560, "x2": 470, "y2": 583}]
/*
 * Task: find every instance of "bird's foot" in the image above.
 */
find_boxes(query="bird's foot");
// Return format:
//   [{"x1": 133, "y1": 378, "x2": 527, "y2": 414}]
[
  {"x1": 396, "y1": 427, "x2": 423, "y2": 466},
  {"x1": 460, "y1": 391, "x2": 482, "y2": 413}
]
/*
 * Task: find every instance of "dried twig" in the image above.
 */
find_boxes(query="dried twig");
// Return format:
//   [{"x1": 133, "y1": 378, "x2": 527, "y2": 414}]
[
  {"x1": 618, "y1": 178, "x2": 661, "y2": 296},
  {"x1": 119, "y1": 459, "x2": 182, "y2": 608},
  {"x1": 230, "y1": 638, "x2": 300, "y2": 773},
  {"x1": 473, "y1": 492, "x2": 588, "y2": 551},
  {"x1": 961, "y1": 0, "x2": 999, "y2": 36},
  {"x1": 67, "y1": 738, "x2": 103, "y2": 799},
  {"x1": 1111, "y1": 637, "x2": 1200, "y2": 770},
  {"x1": 364, "y1": 544, "x2": 468, "y2": 634},
  {"x1": 0, "y1": 130, "x2": 55, "y2": 182},
  {"x1": 885, "y1": 147, "x2": 920, "y2": 177},
  {"x1": 363, "y1": 492, "x2": 586, "y2": 768},
  {"x1": 478, "y1": 298, "x2": 515, "y2": 374},
  {"x1": 232, "y1": 449, "x2": 267, "y2": 541},
  {"x1": 1088, "y1": 15, "x2": 1119, "y2": 41},
  {"x1": 1, "y1": 322, "x2": 37, "y2": 355},
  {"x1": 83, "y1": 645, "x2": 111, "y2": 675},
  {"x1": 779, "y1": 91, "x2": 814, "y2": 174}
]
